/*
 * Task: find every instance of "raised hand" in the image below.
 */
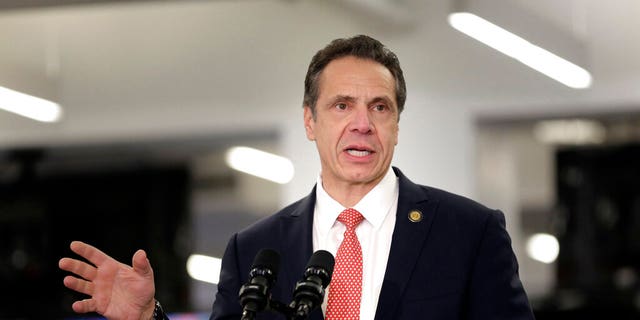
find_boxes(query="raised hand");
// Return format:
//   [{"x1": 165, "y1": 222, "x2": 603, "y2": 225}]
[{"x1": 59, "y1": 241, "x2": 157, "y2": 320}]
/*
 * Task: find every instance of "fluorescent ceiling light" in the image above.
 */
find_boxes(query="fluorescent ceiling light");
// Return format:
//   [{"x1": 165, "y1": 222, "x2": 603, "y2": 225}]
[
  {"x1": 533, "y1": 119, "x2": 606, "y2": 145},
  {"x1": 186, "y1": 254, "x2": 222, "y2": 284},
  {"x1": 526, "y1": 233, "x2": 560, "y2": 264},
  {"x1": 225, "y1": 146, "x2": 294, "y2": 184},
  {"x1": 0, "y1": 86, "x2": 62, "y2": 122},
  {"x1": 448, "y1": 12, "x2": 592, "y2": 89}
]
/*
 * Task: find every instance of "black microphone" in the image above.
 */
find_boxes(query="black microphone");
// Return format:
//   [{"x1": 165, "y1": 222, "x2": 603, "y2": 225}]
[
  {"x1": 292, "y1": 250, "x2": 335, "y2": 320},
  {"x1": 238, "y1": 248, "x2": 280, "y2": 320}
]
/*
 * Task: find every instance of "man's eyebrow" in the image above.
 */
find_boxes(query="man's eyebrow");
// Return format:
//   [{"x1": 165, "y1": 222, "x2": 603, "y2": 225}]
[
  {"x1": 368, "y1": 96, "x2": 393, "y2": 105},
  {"x1": 324, "y1": 95, "x2": 395, "y2": 108},
  {"x1": 326, "y1": 95, "x2": 357, "y2": 106}
]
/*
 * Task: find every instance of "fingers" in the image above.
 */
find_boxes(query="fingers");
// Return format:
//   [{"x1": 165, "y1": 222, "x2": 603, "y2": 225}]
[
  {"x1": 63, "y1": 275, "x2": 94, "y2": 296},
  {"x1": 59, "y1": 257, "x2": 98, "y2": 281},
  {"x1": 72, "y1": 298, "x2": 97, "y2": 314},
  {"x1": 132, "y1": 249, "x2": 153, "y2": 277},
  {"x1": 70, "y1": 241, "x2": 110, "y2": 266}
]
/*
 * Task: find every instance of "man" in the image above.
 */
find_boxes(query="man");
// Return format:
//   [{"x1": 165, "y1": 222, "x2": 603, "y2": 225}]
[{"x1": 60, "y1": 35, "x2": 535, "y2": 320}]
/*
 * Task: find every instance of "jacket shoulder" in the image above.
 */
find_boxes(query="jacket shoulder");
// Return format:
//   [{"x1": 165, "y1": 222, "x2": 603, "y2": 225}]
[
  {"x1": 417, "y1": 184, "x2": 504, "y2": 229},
  {"x1": 394, "y1": 167, "x2": 500, "y2": 222},
  {"x1": 238, "y1": 197, "x2": 303, "y2": 231},
  {"x1": 233, "y1": 193, "x2": 313, "y2": 248},
  {"x1": 425, "y1": 185, "x2": 494, "y2": 211}
]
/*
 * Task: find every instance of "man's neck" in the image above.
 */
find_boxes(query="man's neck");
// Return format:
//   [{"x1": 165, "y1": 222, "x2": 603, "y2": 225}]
[{"x1": 321, "y1": 176, "x2": 385, "y2": 208}]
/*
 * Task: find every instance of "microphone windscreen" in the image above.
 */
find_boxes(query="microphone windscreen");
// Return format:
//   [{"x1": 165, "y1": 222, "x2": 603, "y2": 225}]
[
  {"x1": 306, "y1": 250, "x2": 335, "y2": 279},
  {"x1": 252, "y1": 248, "x2": 281, "y2": 275}
]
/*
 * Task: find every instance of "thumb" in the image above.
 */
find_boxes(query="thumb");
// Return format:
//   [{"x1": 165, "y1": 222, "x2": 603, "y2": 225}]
[{"x1": 132, "y1": 249, "x2": 153, "y2": 277}]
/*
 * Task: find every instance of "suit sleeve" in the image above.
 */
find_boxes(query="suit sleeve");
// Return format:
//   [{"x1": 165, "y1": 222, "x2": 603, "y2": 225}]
[
  {"x1": 210, "y1": 234, "x2": 243, "y2": 320},
  {"x1": 466, "y1": 210, "x2": 535, "y2": 320}
]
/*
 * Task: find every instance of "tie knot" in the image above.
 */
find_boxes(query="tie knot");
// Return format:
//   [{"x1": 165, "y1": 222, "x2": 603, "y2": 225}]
[{"x1": 338, "y1": 208, "x2": 364, "y2": 229}]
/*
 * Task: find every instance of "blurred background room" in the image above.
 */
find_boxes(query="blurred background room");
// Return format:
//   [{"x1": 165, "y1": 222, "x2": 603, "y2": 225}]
[{"x1": 0, "y1": 0, "x2": 639, "y2": 319}]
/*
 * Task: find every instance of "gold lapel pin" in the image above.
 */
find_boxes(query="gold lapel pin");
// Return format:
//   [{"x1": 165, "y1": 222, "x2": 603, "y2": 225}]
[{"x1": 408, "y1": 210, "x2": 423, "y2": 222}]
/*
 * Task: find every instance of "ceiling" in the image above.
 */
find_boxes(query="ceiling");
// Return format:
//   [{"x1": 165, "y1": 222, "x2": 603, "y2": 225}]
[
  {"x1": 0, "y1": 0, "x2": 638, "y2": 148},
  {"x1": 0, "y1": 0, "x2": 166, "y2": 10}
]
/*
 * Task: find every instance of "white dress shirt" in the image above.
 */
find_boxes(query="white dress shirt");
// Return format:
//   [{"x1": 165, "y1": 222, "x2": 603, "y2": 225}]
[{"x1": 312, "y1": 167, "x2": 399, "y2": 320}]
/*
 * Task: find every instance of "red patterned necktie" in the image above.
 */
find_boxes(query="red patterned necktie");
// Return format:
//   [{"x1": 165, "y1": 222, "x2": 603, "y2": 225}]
[{"x1": 325, "y1": 208, "x2": 365, "y2": 320}]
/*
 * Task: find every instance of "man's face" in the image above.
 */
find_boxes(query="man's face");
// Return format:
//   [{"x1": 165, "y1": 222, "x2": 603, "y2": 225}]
[{"x1": 304, "y1": 56, "x2": 399, "y2": 191}]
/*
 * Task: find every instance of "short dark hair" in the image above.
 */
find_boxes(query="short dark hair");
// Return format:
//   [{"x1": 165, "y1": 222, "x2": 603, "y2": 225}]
[{"x1": 303, "y1": 35, "x2": 406, "y2": 119}]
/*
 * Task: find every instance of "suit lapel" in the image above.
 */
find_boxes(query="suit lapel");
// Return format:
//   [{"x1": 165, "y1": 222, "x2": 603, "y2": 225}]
[
  {"x1": 374, "y1": 168, "x2": 440, "y2": 320},
  {"x1": 278, "y1": 187, "x2": 325, "y2": 320}
]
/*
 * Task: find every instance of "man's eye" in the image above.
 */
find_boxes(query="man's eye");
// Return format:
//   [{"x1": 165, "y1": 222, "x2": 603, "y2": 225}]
[
  {"x1": 373, "y1": 104, "x2": 387, "y2": 111},
  {"x1": 335, "y1": 103, "x2": 348, "y2": 110}
]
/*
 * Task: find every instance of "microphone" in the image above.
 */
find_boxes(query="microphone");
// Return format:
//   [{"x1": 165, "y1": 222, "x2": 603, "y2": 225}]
[
  {"x1": 292, "y1": 250, "x2": 335, "y2": 320},
  {"x1": 238, "y1": 248, "x2": 280, "y2": 320}
]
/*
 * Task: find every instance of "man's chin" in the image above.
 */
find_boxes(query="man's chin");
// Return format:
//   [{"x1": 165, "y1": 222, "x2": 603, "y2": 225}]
[{"x1": 342, "y1": 168, "x2": 384, "y2": 185}]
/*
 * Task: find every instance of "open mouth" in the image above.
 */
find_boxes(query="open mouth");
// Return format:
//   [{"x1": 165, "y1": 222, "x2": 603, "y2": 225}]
[{"x1": 346, "y1": 148, "x2": 373, "y2": 157}]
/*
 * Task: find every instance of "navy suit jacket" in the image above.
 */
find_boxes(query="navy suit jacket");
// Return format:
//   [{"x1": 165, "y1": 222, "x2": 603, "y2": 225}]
[{"x1": 211, "y1": 167, "x2": 535, "y2": 320}]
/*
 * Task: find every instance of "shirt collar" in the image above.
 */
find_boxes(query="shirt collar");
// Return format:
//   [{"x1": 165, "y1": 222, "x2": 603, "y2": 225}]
[{"x1": 314, "y1": 167, "x2": 398, "y2": 233}]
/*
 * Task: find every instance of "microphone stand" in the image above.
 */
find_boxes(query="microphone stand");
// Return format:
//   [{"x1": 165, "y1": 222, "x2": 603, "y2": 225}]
[
  {"x1": 267, "y1": 299, "x2": 295, "y2": 319},
  {"x1": 267, "y1": 299, "x2": 314, "y2": 320}
]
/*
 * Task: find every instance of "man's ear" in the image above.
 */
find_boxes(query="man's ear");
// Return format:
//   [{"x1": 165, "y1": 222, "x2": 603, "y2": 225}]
[{"x1": 303, "y1": 106, "x2": 316, "y2": 141}]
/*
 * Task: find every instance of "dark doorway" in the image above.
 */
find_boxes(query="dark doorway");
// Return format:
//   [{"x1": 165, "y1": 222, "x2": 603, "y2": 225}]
[
  {"x1": 0, "y1": 148, "x2": 191, "y2": 319},
  {"x1": 551, "y1": 143, "x2": 640, "y2": 318}
]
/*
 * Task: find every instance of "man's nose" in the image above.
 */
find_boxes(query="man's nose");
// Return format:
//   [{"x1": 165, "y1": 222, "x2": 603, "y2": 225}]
[{"x1": 349, "y1": 106, "x2": 373, "y2": 133}]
